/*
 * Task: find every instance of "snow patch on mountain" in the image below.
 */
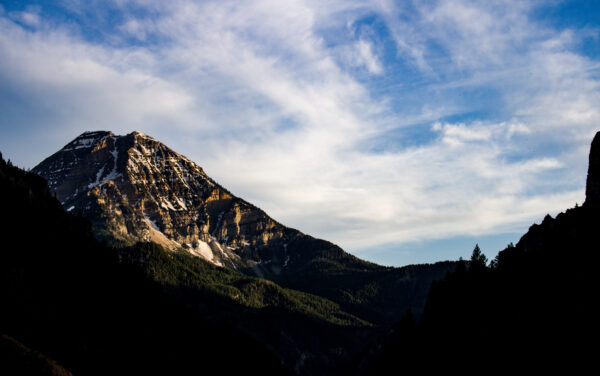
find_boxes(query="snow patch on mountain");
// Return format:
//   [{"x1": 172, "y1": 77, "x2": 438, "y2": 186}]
[
  {"x1": 189, "y1": 240, "x2": 214, "y2": 262},
  {"x1": 88, "y1": 165, "x2": 106, "y2": 188},
  {"x1": 144, "y1": 214, "x2": 161, "y2": 232}
]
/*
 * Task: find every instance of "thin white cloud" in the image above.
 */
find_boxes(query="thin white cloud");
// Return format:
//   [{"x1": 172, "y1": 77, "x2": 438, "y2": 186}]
[
  {"x1": 12, "y1": 11, "x2": 40, "y2": 27},
  {"x1": 119, "y1": 19, "x2": 148, "y2": 41},
  {"x1": 341, "y1": 39, "x2": 384, "y2": 74},
  {"x1": 433, "y1": 121, "x2": 531, "y2": 147},
  {"x1": 7, "y1": 5, "x2": 42, "y2": 28},
  {"x1": 0, "y1": 0, "x2": 599, "y2": 263},
  {"x1": 0, "y1": 16, "x2": 192, "y2": 127}
]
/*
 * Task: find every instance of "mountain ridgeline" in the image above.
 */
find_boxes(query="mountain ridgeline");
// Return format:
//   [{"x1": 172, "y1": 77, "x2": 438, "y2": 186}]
[{"x1": 32, "y1": 131, "x2": 455, "y2": 325}]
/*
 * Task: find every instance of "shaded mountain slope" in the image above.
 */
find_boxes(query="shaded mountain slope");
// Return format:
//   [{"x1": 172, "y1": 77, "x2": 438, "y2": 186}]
[
  {"x1": 0, "y1": 335, "x2": 72, "y2": 376},
  {"x1": 118, "y1": 242, "x2": 368, "y2": 327},
  {"x1": 1, "y1": 152, "x2": 392, "y2": 374},
  {"x1": 118, "y1": 242, "x2": 377, "y2": 375},
  {"x1": 0, "y1": 152, "x2": 295, "y2": 375}
]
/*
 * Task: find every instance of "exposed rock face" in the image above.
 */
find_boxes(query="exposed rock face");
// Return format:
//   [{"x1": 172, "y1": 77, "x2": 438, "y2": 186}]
[
  {"x1": 585, "y1": 131, "x2": 600, "y2": 207},
  {"x1": 516, "y1": 130, "x2": 600, "y2": 254},
  {"x1": 32, "y1": 131, "x2": 350, "y2": 277}
]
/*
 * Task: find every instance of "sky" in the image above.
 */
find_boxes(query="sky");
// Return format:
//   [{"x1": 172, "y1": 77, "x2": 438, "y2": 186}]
[{"x1": 1, "y1": 0, "x2": 599, "y2": 266}]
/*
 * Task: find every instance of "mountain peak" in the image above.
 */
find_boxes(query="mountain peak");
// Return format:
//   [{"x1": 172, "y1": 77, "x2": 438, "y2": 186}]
[
  {"x1": 129, "y1": 130, "x2": 157, "y2": 144},
  {"x1": 585, "y1": 131, "x2": 600, "y2": 207},
  {"x1": 68, "y1": 130, "x2": 151, "y2": 148},
  {"x1": 79, "y1": 130, "x2": 114, "y2": 138},
  {"x1": 32, "y1": 131, "x2": 307, "y2": 274},
  {"x1": 130, "y1": 130, "x2": 150, "y2": 138},
  {"x1": 63, "y1": 131, "x2": 114, "y2": 151}
]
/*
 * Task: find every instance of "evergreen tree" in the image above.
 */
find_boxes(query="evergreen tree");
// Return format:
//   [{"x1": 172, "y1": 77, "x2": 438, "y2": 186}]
[{"x1": 470, "y1": 244, "x2": 488, "y2": 270}]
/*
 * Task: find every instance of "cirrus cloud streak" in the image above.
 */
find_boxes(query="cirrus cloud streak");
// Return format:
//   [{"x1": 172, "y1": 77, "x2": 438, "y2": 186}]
[{"x1": 0, "y1": 0, "x2": 599, "y2": 264}]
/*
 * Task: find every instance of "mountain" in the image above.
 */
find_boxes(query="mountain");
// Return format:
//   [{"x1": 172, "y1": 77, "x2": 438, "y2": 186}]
[
  {"x1": 32, "y1": 131, "x2": 455, "y2": 325},
  {"x1": 364, "y1": 131, "x2": 600, "y2": 374},
  {"x1": 32, "y1": 130, "x2": 368, "y2": 274}
]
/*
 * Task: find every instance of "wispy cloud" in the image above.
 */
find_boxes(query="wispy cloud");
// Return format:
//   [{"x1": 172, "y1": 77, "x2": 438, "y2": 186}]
[{"x1": 0, "y1": 0, "x2": 599, "y2": 264}]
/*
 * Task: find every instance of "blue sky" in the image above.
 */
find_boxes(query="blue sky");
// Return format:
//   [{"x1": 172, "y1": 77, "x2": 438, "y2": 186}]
[{"x1": 1, "y1": 0, "x2": 599, "y2": 266}]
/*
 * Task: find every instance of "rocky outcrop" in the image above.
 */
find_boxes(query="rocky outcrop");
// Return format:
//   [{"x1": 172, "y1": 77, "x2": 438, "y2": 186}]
[
  {"x1": 516, "y1": 130, "x2": 600, "y2": 255},
  {"x1": 585, "y1": 131, "x2": 600, "y2": 207}
]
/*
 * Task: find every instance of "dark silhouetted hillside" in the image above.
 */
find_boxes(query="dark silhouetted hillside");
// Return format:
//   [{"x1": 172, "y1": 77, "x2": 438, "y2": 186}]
[
  {"x1": 364, "y1": 132, "x2": 600, "y2": 374},
  {"x1": 0, "y1": 152, "x2": 292, "y2": 375}
]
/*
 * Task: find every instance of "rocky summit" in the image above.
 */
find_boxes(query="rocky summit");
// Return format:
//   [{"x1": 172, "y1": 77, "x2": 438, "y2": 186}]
[
  {"x1": 32, "y1": 131, "x2": 369, "y2": 280},
  {"x1": 33, "y1": 131, "x2": 292, "y2": 273},
  {"x1": 585, "y1": 131, "x2": 600, "y2": 207}
]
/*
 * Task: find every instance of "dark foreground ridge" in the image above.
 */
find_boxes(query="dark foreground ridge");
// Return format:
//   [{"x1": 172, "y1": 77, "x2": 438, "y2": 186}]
[
  {"x1": 0, "y1": 152, "x2": 293, "y2": 376},
  {"x1": 363, "y1": 131, "x2": 600, "y2": 374}
]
